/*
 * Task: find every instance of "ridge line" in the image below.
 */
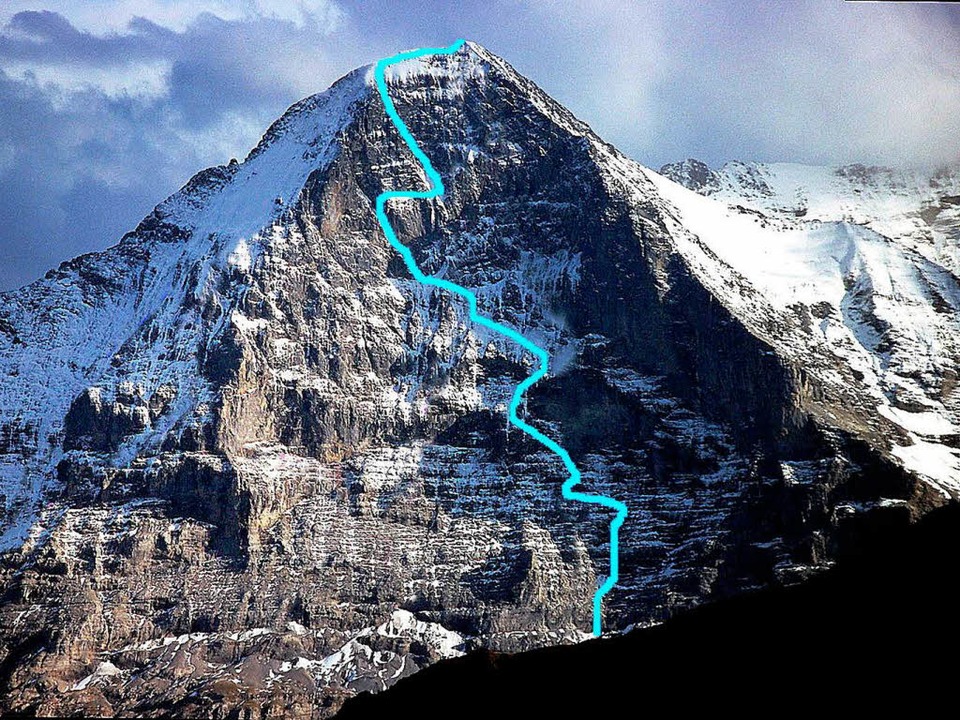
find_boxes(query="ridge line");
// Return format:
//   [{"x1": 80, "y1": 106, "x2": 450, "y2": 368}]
[{"x1": 373, "y1": 38, "x2": 628, "y2": 637}]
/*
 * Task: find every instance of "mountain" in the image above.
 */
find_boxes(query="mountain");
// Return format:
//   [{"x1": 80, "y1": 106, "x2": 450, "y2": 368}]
[{"x1": 1, "y1": 42, "x2": 958, "y2": 717}]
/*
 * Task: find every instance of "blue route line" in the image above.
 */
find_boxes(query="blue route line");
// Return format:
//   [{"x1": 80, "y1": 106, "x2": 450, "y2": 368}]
[{"x1": 374, "y1": 39, "x2": 628, "y2": 637}]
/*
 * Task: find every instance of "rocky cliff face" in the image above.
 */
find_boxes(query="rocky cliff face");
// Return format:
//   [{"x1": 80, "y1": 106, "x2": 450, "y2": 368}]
[{"x1": 1, "y1": 43, "x2": 957, "y2": 717}]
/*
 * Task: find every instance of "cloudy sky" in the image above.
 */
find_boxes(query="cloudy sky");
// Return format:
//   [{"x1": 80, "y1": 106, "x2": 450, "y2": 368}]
[{"x1": 1, "y1": 0, "x2": 958, "y2": 290}]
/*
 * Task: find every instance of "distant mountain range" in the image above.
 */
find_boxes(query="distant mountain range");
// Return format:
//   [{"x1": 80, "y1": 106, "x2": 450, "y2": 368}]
[{"x1": 1, "y1": 42, "x2": 957, "y2": 717}]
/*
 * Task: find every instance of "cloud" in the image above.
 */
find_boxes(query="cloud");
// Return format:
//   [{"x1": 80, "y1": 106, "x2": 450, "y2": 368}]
[
  {"x1": 0, "y1": 6, "x2": 356, "y2": 97},
  {"x1": 0, "y1": 1, "x2": 345, "y2": 33},
  {"x1": 633, "y1": 0, "x2": 960, "y2": 168},
  {"x1": 0, "y1": 70, "x2": 163, "y2": 289},
  {"x1": 0, "y1": 11, "x2": 173, "y2": 96}
]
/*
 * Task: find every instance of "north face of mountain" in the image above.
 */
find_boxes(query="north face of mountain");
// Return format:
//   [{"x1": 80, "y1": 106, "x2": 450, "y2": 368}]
[{"x1": 0, "y1": 44, "x2": 956, "y2": 717}]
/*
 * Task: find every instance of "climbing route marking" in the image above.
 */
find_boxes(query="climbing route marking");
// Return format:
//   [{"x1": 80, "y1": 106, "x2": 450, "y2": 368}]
[{"x1": 374, "y1": 39, "x2": 628, "y2": 636}]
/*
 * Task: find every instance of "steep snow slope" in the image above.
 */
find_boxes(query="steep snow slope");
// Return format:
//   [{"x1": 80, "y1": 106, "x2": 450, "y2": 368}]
[
  {"x1": 661, "y1": 159, "x2": 960, "y2": 275},
  {"x1": 654, "y1": 160, "x2": 960, "y2": 492}
]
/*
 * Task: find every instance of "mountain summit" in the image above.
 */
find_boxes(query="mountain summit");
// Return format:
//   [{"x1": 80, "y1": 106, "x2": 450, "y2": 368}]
[{"x1": 1, "y1": 42, "x2": 958, "y2": 717}]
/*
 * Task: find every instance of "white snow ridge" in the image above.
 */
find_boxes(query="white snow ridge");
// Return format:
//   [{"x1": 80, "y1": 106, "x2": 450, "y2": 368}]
[{"x1": 654, "y1": 159, "x2": 960, "y2": 493}]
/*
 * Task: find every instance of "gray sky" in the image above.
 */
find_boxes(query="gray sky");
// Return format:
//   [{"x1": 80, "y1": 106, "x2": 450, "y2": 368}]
[{"x1": 1, "y1": 0, "x2": 958, "y2": 290}]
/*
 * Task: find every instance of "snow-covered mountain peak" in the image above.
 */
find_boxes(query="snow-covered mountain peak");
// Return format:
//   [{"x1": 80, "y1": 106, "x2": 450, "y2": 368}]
[
  {"x1": 158, "y1": 65, "x2": 372, "y2": 238},
  {"x1": 0, "y1": 59, "x2": 381, "y2": 554},
  {"x1": 2, "y1": 44, "x2": 959, "y2": 718}
]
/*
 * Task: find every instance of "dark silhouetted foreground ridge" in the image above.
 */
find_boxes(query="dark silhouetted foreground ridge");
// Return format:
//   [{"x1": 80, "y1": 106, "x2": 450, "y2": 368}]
[{"x1": 339, "y1": 502, "x2": 960, "y2": 718}]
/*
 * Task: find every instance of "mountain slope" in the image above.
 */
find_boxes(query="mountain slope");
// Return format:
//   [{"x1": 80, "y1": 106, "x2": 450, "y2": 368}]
[
  {"x1": 0, "y1": 44, "x2": 955, "y2": 717},
  {"x1": 658, "y1": 159, "x2": 960, "y2": 490}
]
